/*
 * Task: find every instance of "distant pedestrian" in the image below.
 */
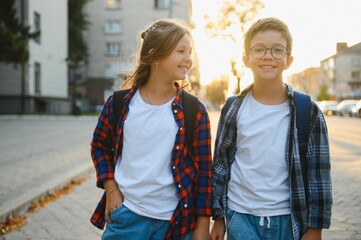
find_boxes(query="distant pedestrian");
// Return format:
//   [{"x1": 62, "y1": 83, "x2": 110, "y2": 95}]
[
  {"x1": 90, "y1": 18, "x2": 212, "y2": 240},
  {"x1": 210, "y1": 17, "x2": 332, "y2": 240}
]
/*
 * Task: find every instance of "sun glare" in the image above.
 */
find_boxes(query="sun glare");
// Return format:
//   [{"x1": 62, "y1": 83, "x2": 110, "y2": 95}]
[
  {"x1": 192, "y1": 0, "x2": 255, "y2": 91},
  {"x1": 192, "y1": 0, "x2": 361, "y2": 92}
]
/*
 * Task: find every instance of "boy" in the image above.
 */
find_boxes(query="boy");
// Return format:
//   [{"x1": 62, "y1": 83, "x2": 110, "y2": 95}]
[{"x1": 210, "y1": 17, "x2": 332, "y2": 240}]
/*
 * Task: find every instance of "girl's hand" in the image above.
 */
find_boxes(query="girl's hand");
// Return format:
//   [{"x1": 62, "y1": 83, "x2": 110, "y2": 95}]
[
  {"x1": 104, "y1": 187, "x2": 124, "y2": 223},
  {"x1": 210, "y1": 218, "x2": 225, "y2": 240}
]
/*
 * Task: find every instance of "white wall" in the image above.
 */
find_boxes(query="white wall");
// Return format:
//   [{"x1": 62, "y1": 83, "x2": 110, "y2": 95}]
[{"x1": 28, "y1": 0, "x2": 68, "y2": 97}]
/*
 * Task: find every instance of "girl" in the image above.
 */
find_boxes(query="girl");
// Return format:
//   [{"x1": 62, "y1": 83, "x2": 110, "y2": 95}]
[{"x1": 90, "y1": 18, "x2": 212, "y2": 240}]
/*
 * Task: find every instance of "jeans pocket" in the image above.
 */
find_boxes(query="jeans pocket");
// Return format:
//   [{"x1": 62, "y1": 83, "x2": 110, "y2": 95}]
[{"x1": 226, "y1": 208, "x2": 236, "y2": 230}]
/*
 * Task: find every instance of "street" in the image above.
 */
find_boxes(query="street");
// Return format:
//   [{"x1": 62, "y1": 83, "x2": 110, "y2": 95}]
[{"x1": 1, "y1": 113, "x2": 361, "y2": 239}]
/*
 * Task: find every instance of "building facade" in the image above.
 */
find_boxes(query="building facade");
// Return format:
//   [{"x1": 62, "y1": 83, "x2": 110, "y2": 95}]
[
  {"x1": 288, "y1": 67, "x2": 323, "y2": 100},
  {"x1": 0, "y1": 0, "x2": 69, "y2": 114},
  {"x1": 321, "y1": 42, "x2": 361, "y2": 99},
  {"x1": 82, "y1": 0, "x2": 193, "y2": 111}
]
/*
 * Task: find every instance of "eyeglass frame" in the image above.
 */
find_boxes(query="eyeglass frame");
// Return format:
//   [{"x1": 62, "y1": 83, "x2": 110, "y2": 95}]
[{"x1": 247, "y1": 46, "x2": 289, "y2": 59}]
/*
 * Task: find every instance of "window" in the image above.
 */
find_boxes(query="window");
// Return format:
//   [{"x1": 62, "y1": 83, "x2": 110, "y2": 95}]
[
  {"x1": 105, "y1": 65, "x2": 114, "y2": 79},
  {"x1": 352, "y1": 71, "x2": 360, "y2": 79},
  {"x1": 104, "y1": 21, "x2": 122, "y2": 34},
  {"x1": 352, "y1": 57, "x2": 361, "y2": 67},
  {"x1": 155, "y1": 0, "x2": 170, "y2": 9},
  {"x1": 106, "y1": 42, "x2": 121, "y2": 56},
  {"x1": 34, "y1": 62, "x2": 41, "y2": 93},
  {"x1": 34, "y1": 12, "x2": 41, "y2": 43},
  {"x1": 106, "y1": 0, "x2": 121, "y2": 9}
]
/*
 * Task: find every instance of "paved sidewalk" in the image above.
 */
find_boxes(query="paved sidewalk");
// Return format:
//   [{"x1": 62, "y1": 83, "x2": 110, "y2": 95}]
[{"x1": 0, "y1": 115, "x2": 98, "y2": 222}]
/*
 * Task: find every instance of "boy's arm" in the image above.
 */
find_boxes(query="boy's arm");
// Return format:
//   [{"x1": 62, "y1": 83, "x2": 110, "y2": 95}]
[
  {"x1": 211, "y1": 103, "x2": 230, "y2": 219},
  {"x1": 307, "y1": 108, "x2": 332, "y2": 229}
]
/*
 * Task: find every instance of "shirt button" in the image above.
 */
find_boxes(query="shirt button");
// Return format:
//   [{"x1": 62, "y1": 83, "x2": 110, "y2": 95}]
[
  {"x1": 178, "y1": 184, "x2": 181, "y2": 188},
  {"x1": 184, "y1": 204, "x2": 188, "y2": 208},
  {"x1": 176, "y1": 145, "x2": 179, "y2": 150},
  {"x1": 174, "y1": 110, "x2": 178, "y2": 113},
  {"x1": 179, "y1": 127, "x2": 183, "y2": 131},
  {"x1": 172, "y1": 166, "x2": 176, "y2": 170}
]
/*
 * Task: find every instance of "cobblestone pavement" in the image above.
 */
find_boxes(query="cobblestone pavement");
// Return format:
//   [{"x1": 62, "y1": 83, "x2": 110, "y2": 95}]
[{"x1": 1, "y1": 114, "x2": 361, "y2": 239}]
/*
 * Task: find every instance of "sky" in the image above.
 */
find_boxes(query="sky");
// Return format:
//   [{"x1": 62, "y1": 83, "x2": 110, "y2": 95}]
[{"x1": 192, "y1": 0, "x2": 361, "y2": 88}]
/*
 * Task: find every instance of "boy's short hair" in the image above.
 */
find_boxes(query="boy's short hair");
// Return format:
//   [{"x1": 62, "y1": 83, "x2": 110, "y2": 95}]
[{"x1": 244, "y1": 17, "x2": 293, "y2": 56}]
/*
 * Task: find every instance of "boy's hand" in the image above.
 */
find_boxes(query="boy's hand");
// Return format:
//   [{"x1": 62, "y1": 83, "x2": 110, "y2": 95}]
[
  {"x1": 210, "y1": 218, "x2": 225, "y2": 240},
  {"x1": 301, "y1": 228, "x2": 322, "y2": 240}
]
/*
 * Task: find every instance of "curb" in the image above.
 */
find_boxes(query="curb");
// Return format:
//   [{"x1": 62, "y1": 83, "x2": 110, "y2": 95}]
[{"x1": 0, "y1": 162, "x2": 94, "y2": 222}]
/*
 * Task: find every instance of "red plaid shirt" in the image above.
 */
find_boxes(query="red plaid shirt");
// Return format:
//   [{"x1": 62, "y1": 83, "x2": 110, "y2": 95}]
[{"x1": 90, "y1": 83, "x2": 212, "y2": 239}]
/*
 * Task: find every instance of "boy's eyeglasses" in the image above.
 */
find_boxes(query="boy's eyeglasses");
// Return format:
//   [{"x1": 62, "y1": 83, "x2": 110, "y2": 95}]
[{"x1": 248, "y1": 46, "x2": 288, "y2": 59}]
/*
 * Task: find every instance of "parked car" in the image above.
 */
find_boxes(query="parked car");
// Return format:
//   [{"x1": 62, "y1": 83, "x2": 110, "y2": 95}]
[
  {"x1": 318, "y1": 100, "x2": 339, "y2": 116},
  {"x1": 351, "y1": 100, "x2": 361, "y2": 118},
  {"x1": 335, "y1": 100, "x2": 359, "y2": 117}
]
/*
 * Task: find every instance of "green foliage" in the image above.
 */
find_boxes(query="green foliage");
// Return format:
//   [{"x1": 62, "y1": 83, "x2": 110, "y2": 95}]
[
  {"x1": 68, "y1": 0, "x2": 89, "y2": 64},
  {"x1": 317, "y1": 84, "x2": 331, "y2": 101},
  {"x1": 0, "y1": 0, "x2": 39, "y2": 63}
]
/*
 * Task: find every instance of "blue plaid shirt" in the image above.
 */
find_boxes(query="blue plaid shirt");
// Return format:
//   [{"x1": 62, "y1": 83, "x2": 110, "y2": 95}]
[{"x1": 212, "y1": 84, "x2": 332, "y2": 240}]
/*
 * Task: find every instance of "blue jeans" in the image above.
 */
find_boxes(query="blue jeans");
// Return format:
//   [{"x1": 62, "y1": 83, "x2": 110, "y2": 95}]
[
  {"x1": 102, "y1": 205, "x2": 191, "y2": 240},
  {"x1": 226, "y1": 209, "x2": 293, "y2": 240}
]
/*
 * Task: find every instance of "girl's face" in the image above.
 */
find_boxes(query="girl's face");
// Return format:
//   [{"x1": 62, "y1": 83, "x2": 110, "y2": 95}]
[
  {"x1": 243, "y1": 30, "x2": 293, "y2": 83},
  {"x1": 157, "y1": 34, "x2": 193, "y2": 81}
]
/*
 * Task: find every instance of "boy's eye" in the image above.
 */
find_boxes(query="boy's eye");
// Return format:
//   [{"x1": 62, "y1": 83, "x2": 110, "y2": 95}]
[
  {"x1": 252, "y1": 47, "x2": 265, "y2": 53},
  {"x1": 273, "y1": 47, "x2": 285, "y2": 53}
]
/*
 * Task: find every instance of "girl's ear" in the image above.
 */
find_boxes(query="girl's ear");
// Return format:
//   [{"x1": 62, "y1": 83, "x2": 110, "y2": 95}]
[
  {"x1": 243, "y1": 54, "x2": 250, "y2": 68},
  {"x1": 284, "y1": 55, "x2": 294, "y2": 70},
  {"x1": 148, "y1": 48, "x2": 156, "y2": 55}
]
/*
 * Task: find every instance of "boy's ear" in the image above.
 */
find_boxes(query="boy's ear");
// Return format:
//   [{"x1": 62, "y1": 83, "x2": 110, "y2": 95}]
[
  {"x1": 243, "y1": 55, "x2": 250, "y2": 68},
  {"x1": 284, "y1": 55, "x2": 294, "y2": 70}
]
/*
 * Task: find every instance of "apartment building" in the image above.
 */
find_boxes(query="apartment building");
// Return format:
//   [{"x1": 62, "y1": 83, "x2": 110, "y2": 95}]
[
  {"x1": 0, "y1": 0, "x2": 69, "y2": 114},
  {"x1": 82, "y1": 0, "x2": 193, "y2": 111},
  {"x1": 321, "y1": 42, "x2": 361, "y2": 99},
  {"x1": 287, "y1": 67, "x2": 323, "y2": 100}
]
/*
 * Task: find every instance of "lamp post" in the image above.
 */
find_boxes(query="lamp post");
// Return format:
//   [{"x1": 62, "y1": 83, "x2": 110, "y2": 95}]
[{"x1": 66, "y1": 58, "x2": 79, "y2": 115}]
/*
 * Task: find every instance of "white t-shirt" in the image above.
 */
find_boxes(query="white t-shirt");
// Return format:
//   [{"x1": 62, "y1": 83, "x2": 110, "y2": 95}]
[
  {"x1": 228, "y1": 91, "x2": 291, "y2": 217},
  {"x1": 114, "y1": 90, "x2": 179, "y2": 220}
]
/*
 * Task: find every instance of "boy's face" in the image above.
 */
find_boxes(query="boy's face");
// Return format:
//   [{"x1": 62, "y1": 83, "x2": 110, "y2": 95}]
[{"x1": 243, "y1": 30, "x2": 293, "y2": 83}]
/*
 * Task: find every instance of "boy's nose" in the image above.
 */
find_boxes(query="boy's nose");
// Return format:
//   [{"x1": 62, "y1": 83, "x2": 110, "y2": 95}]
[{"x1": 263, "y1": 49, "x2": 274, "y2": 59}]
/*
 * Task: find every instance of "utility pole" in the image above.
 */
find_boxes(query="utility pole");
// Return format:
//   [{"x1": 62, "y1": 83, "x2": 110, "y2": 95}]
[{"x1": 20, "y1": 0, "x2": 26, "y2": 114}]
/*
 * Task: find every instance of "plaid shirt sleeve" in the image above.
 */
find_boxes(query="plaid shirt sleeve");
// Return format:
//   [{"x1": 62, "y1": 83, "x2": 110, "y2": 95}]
[
  {"x1": 192, "y1": 102, "x2": 213, "y2": 216},
  {"x1": 307, "y1": 105, "x2": 332, "y2": 228},
  {"x1": 90, "y1": 95, "x2": 117, "y2": 189}
]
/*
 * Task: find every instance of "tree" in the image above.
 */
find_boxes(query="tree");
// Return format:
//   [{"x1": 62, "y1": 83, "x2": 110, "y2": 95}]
[
  {"x1": 205, "y1": 76, "x2": 229, "y2": 110},
  {"x1": 317, "y1": 84, "x2": 331, "y2": 101},
  {"x1": 68, "y1": 0, "x2": 89, "y2": 65},
  {"x1": 0, "y1": 0, "x2": 40, "y2": 114},
  {"x1": 204, "y1": 0, "x2": 264, "y2": 93},
  {"x1": 68, "y1": 0, "x2": 89, "y2": 114}
]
